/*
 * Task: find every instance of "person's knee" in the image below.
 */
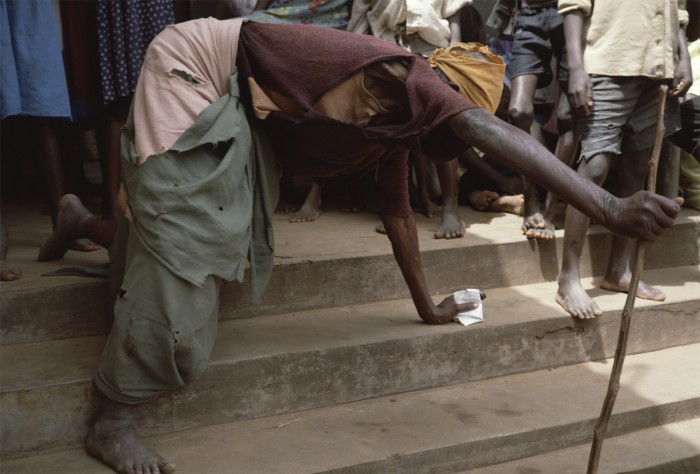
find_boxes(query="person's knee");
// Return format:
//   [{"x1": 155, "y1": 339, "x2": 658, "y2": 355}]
[
  {"x1": 579, "y1": 155, "x2": 610, "y2": 185},
  {"x1": 508, "y1": 102, "x2": 534, "y2": 130}
]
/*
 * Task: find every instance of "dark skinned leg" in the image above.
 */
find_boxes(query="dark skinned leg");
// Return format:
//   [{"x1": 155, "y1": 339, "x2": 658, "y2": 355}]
[
  {"x1": 0, "y1": 222, "x2": 22, "y2": 281},
  {"x1": 599, "y1": 148, "x2": 666, "y2": 301},
  {"x1": 434, "y1": 159, "x2": 465, "y2": 239},
  {"x1": 508, "y1": 74, "x2": 547, "y2": 238},
  {"x1": 96, "y1": 98, "x2": 130, "y2": 221},
  {"x1": 532, "y1": 87, "x2": 579, "y2": 239},
  {"x1": 556, "y1": 153, "x2": 612, "y2": 318},
  {"x1": 412, "y1": 152, "x2": 440, "y2": 218}
]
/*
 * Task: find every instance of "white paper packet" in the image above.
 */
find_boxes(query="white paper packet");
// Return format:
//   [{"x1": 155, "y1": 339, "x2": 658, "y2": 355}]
[{"x1": 453, "y1": 288, "x2": 484, "y2": 326}]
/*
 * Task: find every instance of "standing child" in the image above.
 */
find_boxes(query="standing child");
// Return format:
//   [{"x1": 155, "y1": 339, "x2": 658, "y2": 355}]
[{"x1": 556, "y1": 0, "x2": 692, "y2": 319}]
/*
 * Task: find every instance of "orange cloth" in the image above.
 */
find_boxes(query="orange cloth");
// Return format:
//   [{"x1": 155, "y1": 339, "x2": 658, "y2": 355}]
[{"x1": 427, "y1": 42, "x2": 505, "y2": 114}]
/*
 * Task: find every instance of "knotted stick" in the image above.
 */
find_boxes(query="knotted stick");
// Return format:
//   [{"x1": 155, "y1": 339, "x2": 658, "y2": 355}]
[{"x1": 587, "y1": 84, "x2": 669, "y2": 474}]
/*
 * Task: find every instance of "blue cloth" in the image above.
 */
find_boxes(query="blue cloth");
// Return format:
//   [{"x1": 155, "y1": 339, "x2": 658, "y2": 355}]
[{"x1": 0, "y1": 0, "x2": 71, "y2": 119}]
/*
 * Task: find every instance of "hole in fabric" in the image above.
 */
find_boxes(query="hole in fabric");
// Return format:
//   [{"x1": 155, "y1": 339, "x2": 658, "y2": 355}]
[{"x1": 171, "y1": 68, "x2": 203, "y2": 85}]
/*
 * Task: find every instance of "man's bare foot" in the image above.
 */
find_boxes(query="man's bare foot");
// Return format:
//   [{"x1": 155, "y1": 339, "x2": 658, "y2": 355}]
[
  {"x1": 375, "y1": 223, "x2": 387, "y2": 234},
  {"x1": 87, "y1": 399, "x2": 176, "y2": 474},
  {"x1": 488, "y1": 194, "x2": 524, "y2": 216},
  {"x1": 38, "y1": 194, "x2": 98, "y2": 261},
  {"x1": 434, "y1": 200, "x2": 465, "y2": 239},
  {"x1": 468, "y1": 190, "x2": 499, "y2": 211},
  {"x1": 556, "y1": 280, "x2": 603, "y2": 319},
  {"x1": 600, "y1": 275, "x2": 666, "y2": 301},
  {"x1": 0, "y1": 262, "x2": 22, "y2": 281}
]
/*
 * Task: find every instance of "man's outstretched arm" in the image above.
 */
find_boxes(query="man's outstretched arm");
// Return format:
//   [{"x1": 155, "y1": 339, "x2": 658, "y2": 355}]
[
  {"x1": 449, "y1": 108, "x2": 682, "y2": 242},
  {"x1": 381, "y1": 213, "x2": 477, "y2": 325}
]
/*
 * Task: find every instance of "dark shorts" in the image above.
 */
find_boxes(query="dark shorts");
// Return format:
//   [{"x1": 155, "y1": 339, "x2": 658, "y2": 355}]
[{"x1": 510, "y1": 1, "x2": 568, "y2": 88}]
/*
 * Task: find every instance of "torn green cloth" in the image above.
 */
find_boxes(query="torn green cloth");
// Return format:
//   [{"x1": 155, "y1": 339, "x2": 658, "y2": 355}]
[{"x1": 121, "y1": 70, "x2": 279, "y2": 304}]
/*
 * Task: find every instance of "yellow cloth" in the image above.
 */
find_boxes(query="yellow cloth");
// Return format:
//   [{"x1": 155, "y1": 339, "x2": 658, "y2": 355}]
[{"x1": 427, "y1": 42, "x2": 505, "y2": 114}]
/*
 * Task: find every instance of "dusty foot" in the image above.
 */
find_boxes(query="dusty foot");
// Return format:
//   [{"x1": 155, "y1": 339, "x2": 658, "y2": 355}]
[
  {"x1": 556, "y1": 280, "x2": 603, "y2": 319},
  {"x1": 488, "y1": 194, "x2": 524, "y2": 216},
  {"x1": 468, "y1": 190, "x2": 499, "y2": 211},
  {"x1": 38, "y1": 194, "x2": 98, "y2": 261},
  {"x1": 600, "y1": 275, "x2": 666, "y2": 301},
  {"x1": 0, "y1": 262, "x2": 22, "y2": 281},
  {"x1": 87, "y1": 404, "x2": 175, "y2": 474},
  {"x1": 375, "y1": 223, "x2": 387, "y2": 235},
  {"x1": 289, "y1": 202, "x2": 321, "y2": 223},
  {"x1": 434, "y1": 201, "x2": 465, "y2": 239},
  {"x1": 521, "y1": 211, "x2": 556, "y2": 240}
]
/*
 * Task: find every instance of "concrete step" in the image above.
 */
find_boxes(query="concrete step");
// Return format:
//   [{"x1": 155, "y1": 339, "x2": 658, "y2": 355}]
[
  {"x1": 468, "y1": 418, "x2": 700, "y2": 474},
  {"x1": 2, "y1": 207, "x2": 698, "y2": 345},
  {"x1": 2, "y1": 266, "x2": 698, "y2": 460},
  {"x1": 3, "y1": 344, "x2": 699, "y2": 473}
]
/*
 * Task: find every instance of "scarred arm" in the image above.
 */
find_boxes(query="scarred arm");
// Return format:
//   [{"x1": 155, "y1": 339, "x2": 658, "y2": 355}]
[{"x1": 448, "y1": 108, "x2": 682, "y2": 242}]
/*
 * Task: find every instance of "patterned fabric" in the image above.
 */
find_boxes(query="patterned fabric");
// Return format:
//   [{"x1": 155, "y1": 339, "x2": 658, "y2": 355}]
[
  {"x1": 0, "y1": 0, "x2": 71, "y2": 119},
  {"x1": 96, "y1": 0, "x2": 174, "y2": 103},
  {"x1": 246, "y1": 0, "x2": 350, "y2": 30}
]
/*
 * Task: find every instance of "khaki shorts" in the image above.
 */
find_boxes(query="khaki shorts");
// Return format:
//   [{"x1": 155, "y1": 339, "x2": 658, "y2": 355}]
[{"x1": 579, "y1": 75, "x2": 680, "y2": 161}]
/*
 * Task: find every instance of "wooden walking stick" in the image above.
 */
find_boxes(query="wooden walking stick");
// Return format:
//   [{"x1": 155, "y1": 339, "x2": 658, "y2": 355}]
[{"x1": 586, "y1": 84, "x2": 669, "y2": 474}]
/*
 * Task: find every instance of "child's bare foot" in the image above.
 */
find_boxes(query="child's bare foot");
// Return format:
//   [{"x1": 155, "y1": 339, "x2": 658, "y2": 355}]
[
  {"x1": 88, "y1": 399, "x2": 175, "y2": 474},
  {"x1": 468, "y1": 190, "x2": 499, "y2": 211},
  {"x1": 600, "y1": 275, "x2": 666, "y2": 301},
  {"x1": 290, "y1": 183, "x2": 321, "y2": 223},
  {"x1": 556, "y1": 279, "x2": 603, "y2": 319},
  {"x1": 521, "y1": 211, "x2": 554, "y2": 239},
  {"x1": 434, "y1": 200, "x2": 465, "y2": 239},
  {"x1": 488, "y1": 194, "x2": 524, "y2": 216},
  {"x1": 38, "y1": 194, "x2": 97, "y2": 261}
]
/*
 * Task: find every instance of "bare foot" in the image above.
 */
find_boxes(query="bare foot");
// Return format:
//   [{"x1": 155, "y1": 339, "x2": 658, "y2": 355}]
[
  {"x1": 375, "y1": 223, "x2": 387, "y2": 235},
  {"x1": 87, "y1": 399, "x2": 176, "y2": 474},
  {"x1": 434, "y1": 200, "x2": 465, "y2": 239},
  {"x1": 488, "y1": 194, "x2": 524, "y2": 216},
  {"x1": 468, "y1": 190, "x2": 499, "y2": 211},
  {"x1": 600, "y1": 275, "x2": 666, "y2": 301},
  {"x1": 290, "y1": 202, "x2": 321, "y2": 223},
  {"x1": 38, "y1": 194, "x2": 98, "y2": 261},
  {"x1": 69, "y1": 238, "x2": 102, "y2": 252},
  {"x1": 556, "y1": 280, "x2": 603, "y2": 319},
  {"x1": 521, "y1": 211, "x2": 549, "y2": 239},
  {"x1": 0, "y1": 262, "x2": 22, "y2": 281}
]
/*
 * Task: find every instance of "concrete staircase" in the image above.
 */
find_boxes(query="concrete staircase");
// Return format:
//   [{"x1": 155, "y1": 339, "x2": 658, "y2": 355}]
[{"x1": 1, "y1": 204, "x2": 699, "y2": 473}]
